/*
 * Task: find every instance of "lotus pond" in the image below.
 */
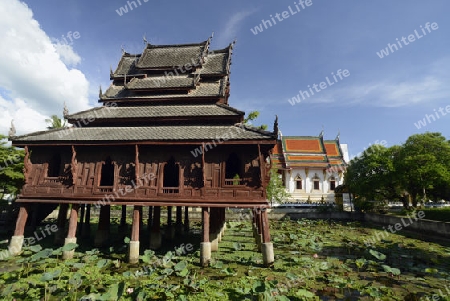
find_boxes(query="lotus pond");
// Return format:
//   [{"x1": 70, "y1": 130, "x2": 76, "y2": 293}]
[{"x1": 1, "y1": 217, "x2": 450, "y2": 300}]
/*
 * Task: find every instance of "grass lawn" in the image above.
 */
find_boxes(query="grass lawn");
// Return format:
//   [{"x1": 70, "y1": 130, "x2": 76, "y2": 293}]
[
  {"x1": 392, "y1": 207, "x2": 450, "y2": 222},
  {"x1": 0, "y1": 217, "x2": 449, "y2": 300}
]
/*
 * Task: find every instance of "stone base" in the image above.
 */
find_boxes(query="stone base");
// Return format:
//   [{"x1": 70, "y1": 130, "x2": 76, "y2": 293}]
[
  {"x1": 210, "y1": 233, "x2": 219, "y2": 252},
  {"x1": 217, "y1": 231, "x2": 222, "y2": 243},
  {"x1": 94, "y1": 229, "x2": 109, "y2": 247},
  {"x1": 149, "y1": 231, "x2": 162, "y2": 250},
  {"x1": 9, "y1": 235, "x2": 24, "y2": 256},
  {"x1": 129, "y1": 241, "x2": 140, "y2": 264},
  {"x1": 261, "y1": 242, "x2": 274, "y2": 266},
  {"x1": 62, "y1": 237, "x2": 77, "y2": 260},
  {"x1": 200, "y1": 242, "x2": 211, "y2": 267}
]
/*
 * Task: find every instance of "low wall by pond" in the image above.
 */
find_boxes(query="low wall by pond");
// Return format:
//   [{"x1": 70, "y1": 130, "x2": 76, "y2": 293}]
[{"x1": 364, "y1": 212, "x2": 450, "y2": 239}]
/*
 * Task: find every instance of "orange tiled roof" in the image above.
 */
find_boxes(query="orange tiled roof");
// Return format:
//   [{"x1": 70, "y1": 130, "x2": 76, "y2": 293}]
[{"x1": 271, "y1": 135, "x2": 347, "y2": 170}]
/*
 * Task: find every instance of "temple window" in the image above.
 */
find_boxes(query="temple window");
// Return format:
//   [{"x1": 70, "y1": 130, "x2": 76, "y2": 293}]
[
  {"x1": 47, "y1": 154, "x2": 61, "y2": 177},
  {"x1": 295, "y1": 174, "x2": 302, "y2": 190},
  {"x1": 225, "y1": 153, "x2": 243, "y2": 185},
  {"x1": 100, "y1": 156, "x2": 115, "y2": 186},
  {"x1": 313, "y1": 174, "x2": 320, "y2": 190},
  {"x1": 329, "y1": 177, "x2": 336, "y2": 191},
  {"x1": 163, "y1": 156, "x2": 180, "y2": 188}
]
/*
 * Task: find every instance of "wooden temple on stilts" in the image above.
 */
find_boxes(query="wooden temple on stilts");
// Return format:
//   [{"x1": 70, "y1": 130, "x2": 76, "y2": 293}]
[{"x1": 8, "y1": 36, "x2": 277, "y2": 266}]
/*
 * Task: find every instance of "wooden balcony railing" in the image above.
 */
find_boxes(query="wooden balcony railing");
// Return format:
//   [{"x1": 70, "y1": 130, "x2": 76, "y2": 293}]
[
  {"x1": 224, "y1": 178, "x2": 246, "y2": 186},
  {"x1": 161, "y1": 187, "x2": 180, "y2": 194},
  {"x1": 98, "y1": 186, "x2": 114, "y2": 193}
]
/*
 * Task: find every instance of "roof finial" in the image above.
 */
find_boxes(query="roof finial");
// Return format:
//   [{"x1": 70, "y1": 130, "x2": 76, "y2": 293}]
[
  {"x1": 8, "y1": 119, "x2": 16, "y2": 137},
  {"x1": 121, "y1": 44, "x2": 125, "y2": 55},
  {"x1": 99, "y1": 85, "x2": 103, "y2": 98},
  {"x1": 336, "y1": 130, "x2": 340, "y2": 141},
  {"x1": 110, "y1": 65, "x2": 114, "y2": 77},
  {"x1": 273, "y1": 115, "x2": 279, "y2": 137},
  {"x1": 63, "y1": 102, "x2": 69, "y2": 117},
  {"x1": 143, "y1": 34, "x2": 148, "y2": 45},
  {"x1": 319, "y1": 127, "x2": 324, "y2": 138}
]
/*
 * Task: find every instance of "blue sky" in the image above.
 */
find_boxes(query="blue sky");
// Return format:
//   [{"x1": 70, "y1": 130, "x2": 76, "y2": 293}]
[{"x1": 0, "y1": 0, "x2": 449, "y2": 158}]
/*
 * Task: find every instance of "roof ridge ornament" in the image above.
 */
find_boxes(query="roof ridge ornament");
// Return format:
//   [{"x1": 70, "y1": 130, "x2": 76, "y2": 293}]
[
  {"x1": 110, "y1": 65, "x2": 114, "y2": 77},
  {"x1": 143, "y1": 34, "x2": 148, "y2": 46},
  {"x1": 336, "y1": 130, "x2": 340, "y2": 141},
  {"x1": 121, "y1": 44, "x2": 125, "y2": 55},
  {"x1": 63, "y1": 102, "x2": 69, "y2": 117},
  {"x1": 8, "y1": 119, "x2": 16, "y2": 137},
  {"x1": 273, "y1": 115, "x2": 279, "y2": 138},
  {"x1": 99, "y1": 85, "x2": 103, "y2": 99}
]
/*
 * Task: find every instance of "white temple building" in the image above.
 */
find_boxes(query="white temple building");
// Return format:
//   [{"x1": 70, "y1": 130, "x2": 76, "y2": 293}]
[{"x1": 271, "y1": 133, "x2": 349, "y2": 203}]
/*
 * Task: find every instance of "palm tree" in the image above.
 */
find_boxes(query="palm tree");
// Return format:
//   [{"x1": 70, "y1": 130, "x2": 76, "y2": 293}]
[{"x1": 45, "y1": 115, "x2": 67, "y2": 129}]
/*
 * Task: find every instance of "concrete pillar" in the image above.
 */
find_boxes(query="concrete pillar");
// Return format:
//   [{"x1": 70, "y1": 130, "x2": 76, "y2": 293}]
[
  {"x1": 9, "y1": 206, "x2": 29, "y2": 256},
  {"x1": 63, "y1": 204, "x2": 79, "y2": 260},
  {"x1": 149, "y1": 206, "x2": 162, "y2": 249},
  {"x1": 129, "y1": 206, "x2": 140, "y2": 264},
  {"x1": 261, "y1": 242, "x2": 275, "y2": 266}
]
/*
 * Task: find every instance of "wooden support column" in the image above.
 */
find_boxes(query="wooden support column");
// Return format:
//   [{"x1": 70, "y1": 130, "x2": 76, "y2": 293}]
[
  {"x1": 95, "y1": 205, "x2": 110, "y2": 247},
  {"x1": 55, "y1": 203, "x2": 69, "y2": 244},
  {"x1": 120, "y1": 205, "x2": 127, "y2": 227},
  {"x1": 255, "y1": 209, "x2": 263, "y2": 251},
  {"x1": 118, "y1": 205, "x2": 127, "y2": 236},
  {"x1": 9, "y1": 205, "x2": 29, "y2": 255},
  {"x1": 175, "y1": 206, "x2": 183, "y2": 235},
  {"x1": 148, "y1": 206, "x2": 153, "y2": 231},
  {"x1": 78, "y1": 205, "x2": 86, "y2": 235},
  {"x1": 184, "y1": 206, "x2": 189, "y2": 233},
  {"x1": 261, "y1": 210, "x2": 271, "y2": 243},
  {"x1": 260, "y1": 209, "x2": 274, "y2": 266},
  {"x1": 82, "y1": 204, "x2": 91, "y2": 238},
  {"x1": 166, "y1": 206, "x2": 174, "y2": 240},
  {"x1": 149, "y1": 206, "x2": 162, "y2": 249},
  {"x1": 138, "y1": 206, "x2": 143, "y2": 232},
  {"x1": 30, "y1": 203, "x2": 39, "y2": 231},
  {"x1": 200, "y1": 207, "x2": 211, "y2": 267},
  {"x1": 63, "y1": 204, "x2": 79, "y2": 259},
  {"x1": 210, "y1": 208, "x2": 219, "y2": 251},
  {"x1": 129, "y1": 206, "x2": 140, "y2": 264}
]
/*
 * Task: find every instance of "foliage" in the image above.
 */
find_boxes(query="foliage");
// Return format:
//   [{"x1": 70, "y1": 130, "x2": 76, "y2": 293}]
[
  {"x1": 0, "y1": 219, "x2": 449, "y2": 300},
  {"x1": 243, "y1": 111, "x2": 268, "y2": 130},
  {"x1": 45, "y1": 115, "x2": 67, "y2": 130},
  {"x1": 0, "y1": 135, "x2": 24, "y2": 195},
  {"x1": 345, "y1": 132, "x2": 450, "y2": 209},
  {"x1": 266, "y1": 169, "x2": 290, "y2": 205}
]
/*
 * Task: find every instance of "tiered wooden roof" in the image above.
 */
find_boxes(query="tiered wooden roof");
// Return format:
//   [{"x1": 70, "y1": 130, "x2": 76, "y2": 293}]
[
  {"x1": 12, "y1": 38, "x2": 275, "y2": 146},
  {"x1": 272, "y1": 135, "x2": 346, "y2": 170}
]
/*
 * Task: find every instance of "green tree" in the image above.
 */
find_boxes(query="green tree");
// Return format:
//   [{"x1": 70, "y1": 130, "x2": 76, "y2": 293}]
[
  {"x1": 394, "y1": 132, "x2": 450, "y2": 206},
  {"x1": 0, "y1": 135, "x2": 25, "y2": 197},
  {"x1": 266, "y1": 169, "x2": 290, "y2": 206},
  {"x1": 345, "y1": 144, "x2": 402, "y2": 210},
  {"x1": 45, "y1": 115, "x2": 67, "y2": 129},
  {"x1": 244, "y1": 111, "x2": 268, "y2": 130}
]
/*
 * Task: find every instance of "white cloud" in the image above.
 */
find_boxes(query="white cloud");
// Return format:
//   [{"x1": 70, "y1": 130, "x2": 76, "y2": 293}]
[
  {"x1": 300, "y1": 64, "x2": 450, "y2": 108},
  {"x1": 52, "y1": 42, "x2": 82, "y2": 66},
  {"x1": 217, "y1": 9, "x2": 258, "y2": 47},
  {"x1": 0, "y1": 0, "x2": 90, "y2": 135}
]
